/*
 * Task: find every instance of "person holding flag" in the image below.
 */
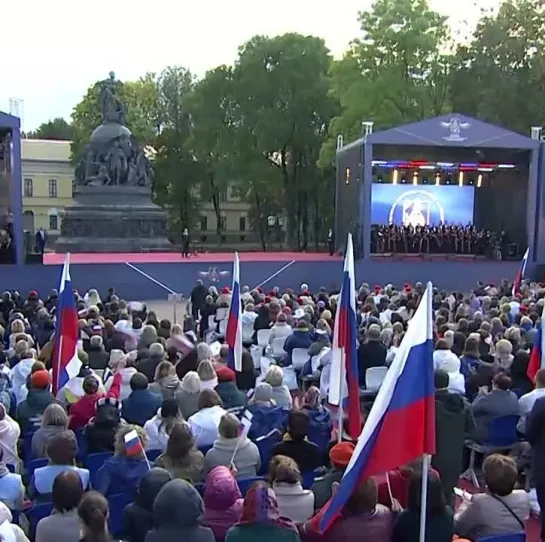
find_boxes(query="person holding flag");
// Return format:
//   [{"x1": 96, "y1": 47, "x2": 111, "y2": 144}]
[
  {"x1": 527, "y1": 302, "x2": 545, "y2": 381},
  {"x1": 512, "y1": 247, "x2": 529, "y2": 298},
  {"x1": 52, "y1": 254, "x2": 81, "y2": 396},
  {"x1": 328, "y1": 233, "x2": 361, "y2": 442},
  {"x1": 225, "y1": 252, "x2": 242, "y2": 372},
  {"x1": 310, "y1": 282, "x2": 435, "y2": 541}
]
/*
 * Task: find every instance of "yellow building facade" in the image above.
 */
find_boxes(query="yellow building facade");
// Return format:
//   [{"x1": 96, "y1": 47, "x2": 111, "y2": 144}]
[
  {"x1": 20, "y1": 138, "x2": 253, "y2": 246},
  {"x1": 21, "y1": 139, "x2": 73, "y2": 239}
]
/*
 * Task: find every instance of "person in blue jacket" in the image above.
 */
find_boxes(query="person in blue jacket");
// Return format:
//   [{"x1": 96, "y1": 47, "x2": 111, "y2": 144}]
[{"x1": 94, "y1": 425, "x2": 150, "y2": 496}]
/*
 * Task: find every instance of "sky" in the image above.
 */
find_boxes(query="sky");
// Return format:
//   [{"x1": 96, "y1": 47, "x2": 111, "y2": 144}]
[{"x1": 2, "y1": 0, "x2": 499, "y2": 131}]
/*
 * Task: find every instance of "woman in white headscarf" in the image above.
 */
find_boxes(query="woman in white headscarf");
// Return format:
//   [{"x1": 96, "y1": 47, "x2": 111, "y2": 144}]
[
  {"x1": 84, "y1": 289, "x2": 102, "y2": 309},
  {"x1": 434, "y1": 339, "x2": 465, "y2": 395}
]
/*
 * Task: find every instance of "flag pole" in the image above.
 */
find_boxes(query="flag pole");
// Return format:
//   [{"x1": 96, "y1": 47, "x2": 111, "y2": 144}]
[
  {"x1": 337, "y1": 349, "x2": 345, "y2": 444},
  {"x1": 418, "y1": 454, "x2": 431, "y2": 542}
]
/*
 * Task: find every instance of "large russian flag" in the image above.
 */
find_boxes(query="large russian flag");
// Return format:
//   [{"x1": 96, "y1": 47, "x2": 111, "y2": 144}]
[
  {"x1": 319, "y1": 282, "x2": 436, "y2": 533},
  {"x1": 328, "y1": 233, "x2": 361, "y2": 440},
  {"x1": 225, "y1": 252, "x2": 242, "y2": 372},
  {"x1": 527, "y1": 305, "x2": 545, "y2": 381},
  {"x1": 512, "y1": 247, "x2": 529, "y2": 297},
  {"x1": 52, "y1": 254, "x2": 81, "y2": 395}
]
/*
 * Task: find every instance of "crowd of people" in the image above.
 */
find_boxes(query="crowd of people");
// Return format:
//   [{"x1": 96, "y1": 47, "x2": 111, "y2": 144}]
[
  {"x1": 0, "y1": 277, "x2": 541, "y2": 542},
  {"x1": 370, "y1": 223, "x2": 508, "y2": 258}
]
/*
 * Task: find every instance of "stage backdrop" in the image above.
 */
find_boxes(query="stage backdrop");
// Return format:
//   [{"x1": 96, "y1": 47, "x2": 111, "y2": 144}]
[{"x1": 371, "y1": 185, "x2": 475, "y2": 227}]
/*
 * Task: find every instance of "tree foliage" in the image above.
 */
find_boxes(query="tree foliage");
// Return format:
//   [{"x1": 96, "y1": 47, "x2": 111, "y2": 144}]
[
  {"x1": 67, "y1": 0, "x2": 545, "y2": 248},
  {"x1": 26, "y1": 117, "x2": 73, "y2": 140}
]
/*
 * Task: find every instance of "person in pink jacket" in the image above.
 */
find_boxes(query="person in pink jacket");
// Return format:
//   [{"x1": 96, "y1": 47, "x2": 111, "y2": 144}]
[{"x1": 202, "y1": 466, "x2": 243, "y2": 542}]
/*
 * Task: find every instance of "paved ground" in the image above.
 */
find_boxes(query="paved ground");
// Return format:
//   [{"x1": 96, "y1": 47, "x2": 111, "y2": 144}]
[{"x1": 143, "y1": 299, "x2": 189, "y2": 324}]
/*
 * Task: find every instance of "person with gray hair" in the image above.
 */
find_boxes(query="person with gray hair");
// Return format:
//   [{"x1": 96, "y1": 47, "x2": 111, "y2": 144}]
[
  {"x1": 176, "y1": 371, "x2": 201, "y2": 419},
  {"x1": 264, "y1": 366, "x2": 292, "y2": 408},
  {"x1": 137, "y1": 342, "x2": 165, "y2": 383},
  {"x1": 204, "y1": 413, "x2": 261, "y2": 477},
  {"x1": 357, "y1": 323, "x2": 387, "y2": 387},
  {"x1": 86, "y1": 335, "x2": 109, "y2": 370}
]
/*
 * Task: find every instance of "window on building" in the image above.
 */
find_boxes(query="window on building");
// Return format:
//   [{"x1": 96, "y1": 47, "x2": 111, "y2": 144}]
[
  {"x1": 219, "y1": 188, "x2": 228, "y2": 203},
  {"x1": 239, "y1": 216, "x2": 246, "y2": 231},
  {"x1": 199, "y1": 216, "x2": 208, "y2": 231},
  {"x1": 48, "y1": 179, "x2": 57, "y2": 198},
  {"x1": 49, "y1": 214, "x2": 58, "y2": 230},
  {"x1": 23, "y1": 178, "x2": 33, "y2": 197},
  {"x1": 219, "y1": 216, "x2": 227, "y2": 231}
]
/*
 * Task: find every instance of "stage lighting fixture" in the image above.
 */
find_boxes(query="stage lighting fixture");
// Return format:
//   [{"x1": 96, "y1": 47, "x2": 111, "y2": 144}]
[
  {"x1": 422, "y1": 177, "x2": 428, "y2": 185},
  {"x1": 468, "y1": 178, "x2": 475, "y2": 186},
  {"x1": 392, "y1": 169, "x2": 399, "y2": 184},
  {"x1": 412, "y1": 172, "x2": 418, "y2": 185},
  {"x1": 435, "y1": 172, "x2": 441, "y2": 186},
  {"x1": 458, "y1": 171, "x2": 464, "y2": 186},
  {"x1": 445, "y1": 176, "x2": 452, "y2": 185},
  {"x1": 377, "y1": 176, "x2": 384, "y2": 183},
  {"x1": 477, "y1": 174, "x2": 483, "y2": 188}
]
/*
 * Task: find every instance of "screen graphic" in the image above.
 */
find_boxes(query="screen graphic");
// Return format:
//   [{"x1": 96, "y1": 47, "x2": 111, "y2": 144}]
[{"x1": 371, "y1": 185, "x2": 475, "y2": 226}]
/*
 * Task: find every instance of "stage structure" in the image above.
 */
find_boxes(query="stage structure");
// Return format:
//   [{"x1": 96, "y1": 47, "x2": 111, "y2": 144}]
[
  {"x1": 0, "y1": 112, "x2": 23, "y2": 265},
  {"x1": 335, "y1": 114, "x2": 544, "y2": 272}
]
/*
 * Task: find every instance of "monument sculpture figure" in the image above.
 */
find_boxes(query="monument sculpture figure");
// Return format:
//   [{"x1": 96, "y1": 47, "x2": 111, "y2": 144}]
[{"x1": 56, "y1": 73, "x2": 171, "y2": 253}]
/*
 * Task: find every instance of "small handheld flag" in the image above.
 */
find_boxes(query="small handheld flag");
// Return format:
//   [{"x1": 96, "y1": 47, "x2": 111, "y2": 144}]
[
  {"x1": 225, "y1": 252, "x2": 242, "y2": 372},
  {"x1": 231, "y1": 410, "x2": 254, "y2": 465},
  {"x1": 52, "y1": 254, "x2": 81, "y2": 395},
  {"x1": 319, "y1": 282, "x2": 435, "y2": 533},
  {"x1": 512, "y1": 247, "x2": 529, "y2": 297},
  {"x1": 123, "y1": 429, "x2": 150, "y2": 468},
  {"x1": 527, "y1": 304, "x2": 545, "y2": 381}
]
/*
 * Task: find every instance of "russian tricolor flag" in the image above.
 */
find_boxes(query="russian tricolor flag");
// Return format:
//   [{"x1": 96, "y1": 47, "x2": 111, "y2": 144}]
[
  {"x1": 52, "y1": 254, "x2": 81, "y2": 395},
  {"x1": 512, "y1": 247, "x2": 529, "y2": 297},
  {"x1": 123, "y1": 429, "x2": 144, "y2": 456},
  {"x1": 319, "y1": 282, "x2": 436, "y2": 533},
  {"x1": 328, "y1": 233, "x2": 361, "y2": 440},
  {"x1": 225, "y1": 252, "x2": 242, "y2": 372},
  {"x1": 527, "y1": 304, "x2": 545, "y2": 381}
]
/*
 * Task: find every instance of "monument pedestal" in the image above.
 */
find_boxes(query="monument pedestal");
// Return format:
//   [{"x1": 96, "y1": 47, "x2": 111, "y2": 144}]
[{"x1": 56, "y1": 186, "x2": 172, "y2": 253}]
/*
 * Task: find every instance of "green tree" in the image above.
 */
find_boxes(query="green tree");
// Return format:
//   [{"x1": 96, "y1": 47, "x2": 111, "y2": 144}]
[
  {"x1": 153, "y1": 66, "x2": 202, "y2": 234},
  {"x1": 26, "y1": 117, "x2": 74, "y2": 140},
  {"x1": 230, "y1": 33, "x2": 336, "y2": 248},
  {"x1": 70, "y1": 74, "x2": 161, "y2": 160},
  {"x1": 187, "y1": 66, "x2": 236, "y2": 243},
  {"x1": 320, "y1": 0, "x2": 451, "y2": 167},
  {"x1": 450, "y1": 0, "x2": 545, "y2": 133}
]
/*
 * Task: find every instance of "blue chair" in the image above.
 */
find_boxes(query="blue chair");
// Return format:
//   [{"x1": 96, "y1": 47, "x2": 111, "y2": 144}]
[
  {"x1": 25, "y1": 502, "x2": 53, "y2": 540},
  {"x1": 198, "y1": 444, "x2": 213, "y2": 456},
  {"x1": 74, "y1": 428, "x2": 87, "y2": 460},
  {"x1": 194, "y1": 483, "x2": 205, "y2": 495},
  {"x1": 255, "y1": 430, "x2": 282, "y2": 475},
  {"x1": 479, "y1": 533, "x2": 526, "y2": 541},
  {"x1": 26, "y1": 458, "x2": 47, "y2": 480},
  {"x1": 463, "y1": 415, "x2": 520, "y2": 488},
  {"x1": 302, "y1": 469, "x2": 322, "y2": 490},
  {"x1": 23, "y1": 431, "x2": 36, "y2": 462},
  {"x1": 146, "y1": 449, "x2": 161, "y2": 462},
  {"x1": 108, "y1": 492, "x2": 134, "y2": 537},
  {"x1": 84, "y1": 452, "x2": 113, "y2": 488},
  {"x1": 237, "y1": 476, "x2": 264, "y2": 496},
  {"x1": 6, "y1": 464, "x2": 15, "y2": 473}
]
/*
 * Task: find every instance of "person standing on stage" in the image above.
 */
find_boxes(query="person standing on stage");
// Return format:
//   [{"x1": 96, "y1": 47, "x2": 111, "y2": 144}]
[
  {"x1": 35, "y1": 227, "x2": 47, "y2": 256},
  {"x1": 327, "y1": 229, "x2": 334, "y2": 256},
  {"x1": 181, "y1": 227, "x2": 190, "y2": 257}
]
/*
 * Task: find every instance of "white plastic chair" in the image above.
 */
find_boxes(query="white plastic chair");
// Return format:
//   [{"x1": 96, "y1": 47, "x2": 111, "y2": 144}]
[
  {"x1": 283, "y1": 366, "x2": 299, "y2": 390},
  {"x1": 271, "y1": 337, "x2": 287, "y2": 358},
  {"x1": 292, "y1": 348, "x2": 309, "y2": 370},
  {"x1": 257, "y1": 329, "x2": 271, "y2": 348},
  {"x1": 365, "y1": 366, "x2": 388, "y2": 391},
  {"x1": 207, "y1": 315, "x2": 216, "y2": 329},
  {"x1": 218, "y1": 320, "x2": 227, "y2": 336},
  {"x1": 242, "y1": 324, "x2": 254, "y2": 343}
]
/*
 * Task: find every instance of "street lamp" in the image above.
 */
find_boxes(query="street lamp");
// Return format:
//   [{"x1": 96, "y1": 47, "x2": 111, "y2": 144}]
[{"x1": 267, "y1": 215, "x2": 276, "y2": 228}]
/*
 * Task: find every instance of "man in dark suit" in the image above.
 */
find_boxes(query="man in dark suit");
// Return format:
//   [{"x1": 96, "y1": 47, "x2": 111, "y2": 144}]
[{"x1": 35, "y1": 228, "x2": 47, "y2": 256}]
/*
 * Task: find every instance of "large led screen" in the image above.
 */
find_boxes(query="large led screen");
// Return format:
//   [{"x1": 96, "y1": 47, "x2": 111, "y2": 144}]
[{"x1": 371, "y1": 185, "x2": 475, "y2": 226}]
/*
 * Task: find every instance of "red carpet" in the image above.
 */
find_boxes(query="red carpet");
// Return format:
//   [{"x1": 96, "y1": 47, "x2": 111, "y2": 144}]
[{"x1": 44, "y1": 251, "x2": 341, "y2": 265}]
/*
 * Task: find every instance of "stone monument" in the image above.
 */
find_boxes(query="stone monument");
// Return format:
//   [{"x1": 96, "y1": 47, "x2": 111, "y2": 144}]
[{"x1": 56, "y1": 72, "x2": 171, "y2": 253}]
